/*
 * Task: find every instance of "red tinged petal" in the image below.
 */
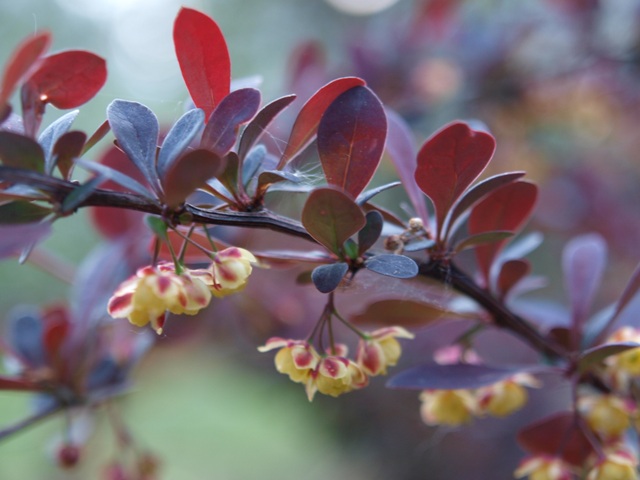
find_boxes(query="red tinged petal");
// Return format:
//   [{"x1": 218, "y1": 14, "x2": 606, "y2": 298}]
[
  {"x1": 173, "y1": 7, "x2": 231, "y2": 119},
  {"x1": 25, "y1": 50, "x2": 107, "y2": 109},
  {"x1": 415, "y1": 122, "x2": 496, "y2": 235},
  {"x1": 107, "y1": 292, "x2": 134, "y2": 315}
]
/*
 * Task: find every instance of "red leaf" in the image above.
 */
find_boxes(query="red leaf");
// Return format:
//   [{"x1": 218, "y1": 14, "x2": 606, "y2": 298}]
[
  {"x1": 497, "y1": 259, "x2": 530, "y2": 298},
  {"x1": 0, "y1": 375, "x2": 41, "y2": 392},
  {"x1": 53, "y1": 130, "x2": 86, "y2": 179},
  {"x1": 318, "y1": 86, "x2": 386, "y2": 198},
  {"x1": 468, "y1": 181, "x2": 537, "y2": 285},
  {"x1": 26, "y1": 50, "x2": 107, "y2": 109},
  {"x1": 350, "y1": 299, "x2": 468, "y2": 327},
  {"x1": 278, "y1": 77, "x2": 366, "y2": 169},
  {"x1": 42, "y1": 305, "x2": 70, "y2": 363},
  {"x1": 517, "y1": 412, "x2": 594, "y2": 466},
  {"x1": 0, "y1": 32, "x2": 51, "y2": 107},
  {"x1": 162, "y1": 149, "x2": 223, "y2": 208},
  {"x1": 415, "y1": 122, "x2": 496, "y2": 234},
  {"x1": 173, "y1": 7, "x2": 231, "y2": 119}
]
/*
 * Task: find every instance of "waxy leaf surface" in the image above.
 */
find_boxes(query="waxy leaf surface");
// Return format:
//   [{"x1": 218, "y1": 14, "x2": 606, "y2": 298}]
[
  {"x1": 358, "y1": 210, "x2": 383, "y2": 255},
  {"x1": 38, "y1": 110, "x2": 79, "y2": 174},
  {"x1": 415, "y1": 122, "x2": 495, "y2": 231},
  {"x1": 364, "y1": 254, "x2": 418, "y2": 279},
  {"x1": 174, "y1": 7, "x2": 231, "y2": 119},
  {"x1": 157, "y1": 108, "x2": 205, "y2": 179},
  {"x1": 318, "y1": 86, "x2": 386, "y2": 199},
  {"x1": 468, "y1": 181, "x2": 537, "y2": 285},
  {"x1": 311, "y1": 262, "x2": 349, "y2": 293},
  {"x1": 301, "y1": 187, "x2": 365, "y2": 255}
]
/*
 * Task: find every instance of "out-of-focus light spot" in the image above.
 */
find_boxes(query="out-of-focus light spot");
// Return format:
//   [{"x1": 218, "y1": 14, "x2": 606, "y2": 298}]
[
  {"x1": 324, "y1": 0, "x2": 401, "y2": 16},
  {"x1": 411, "y1": 58, "x2": 462, "y2": 104}
]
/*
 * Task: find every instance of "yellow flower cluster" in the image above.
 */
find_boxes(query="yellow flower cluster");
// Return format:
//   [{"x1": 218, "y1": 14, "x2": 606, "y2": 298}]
[
  {"x1": 258, "y1": 327, "x2": 414, "y2": 401},
  {"x1": 107, "y1": 248, "x2": 256, "y2": 334}
]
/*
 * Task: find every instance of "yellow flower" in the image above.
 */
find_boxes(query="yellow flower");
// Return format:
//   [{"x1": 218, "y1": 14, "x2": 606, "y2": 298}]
[
  {"x1": 587, "y1": 448, "x2": 638, "y2": 480},
  {"x1": 208, "y1": 247, "x2": 256, "y2": 297},
  {"x1": 306, "y1": 356, "x2": 368, "y2": 401},
  {"x1": 579, "y1": 394, "x2": 636, "y2": 438},
  {"x1": 478, "y1": 373, "x2": 541, "y2": 417},
  {"x1": 356, "y1": 326, "x2": 415, "y2": 376},
  {"x1": 419, "y1": 389, "x2": 477, "y2": 426},
  {"x1": 107, "y1": 263, "x2": 212, "y2": 334},
  {"x1": 513, "y1": 455, "x2": 574, "y2": 480},
  {"x1": 258, "y1": 337, "x2": 320, "y2": 384}
]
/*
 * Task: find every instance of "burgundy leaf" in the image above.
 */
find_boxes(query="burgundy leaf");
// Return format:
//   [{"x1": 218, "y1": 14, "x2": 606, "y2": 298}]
[
  {"x1": 53, "y1": 130, "x2": 86, "y2": 179},
  {"x1": 278, "y1": 77, "x2": 366, "y2": 168},
  {"x1": 0, "y1": 131, "x2": 45, "y2": 172},
  {"x1": 162, "y1": 149, "x2": 223, "y2": 208},
  {"x1": 311, "y1": 262, "x2": 349, "y2": 293},
  {"x1": 444, "y1": 171, "x2": 526, "y2": 240},
  {"x1": 39, "y1": 110, "x2": 79, "y2": 174},
  {"x1": 25, "y1": 50, "x2": 107, "y2": 109},
  {"x1": 301, "y1": 186, "x2": 366, "y2": 255},
  {"x1": 497, "y1": 259, "x2": 531, "y2": 299},
  {"x1": 452, "y1": 230, "x2": 514, "y2": 254},
  {"x1": 318, "y1": 86, "x2": 386, "y2": 198},
  {"x1": 0, "y1": 376, "x2": 41, "y2": 392},
  {"x1": 237, "y1": 94, "x2": 296, "y2": 161},
  {"x1": 517, "y1": 412, "x2": 594, "y2": 466},
  {"x1": 577, "y1": 342, "x2": 640, "y2": 374},
  {"x1": 173, "y1": 7, "x2": 231, "y2": 119},
  {"x1": 562, "y1": 233, "x2": 607, "y2": 334},
  {"x1": 82, "y1": 119, "x2": 110, "y2": 155},
  {"x1": 0, "y1": 32, "x2": 51, "y2": 107},
  {"x1": 385, "y1": 108, "x2": 429, "y2": 223},
  {"x1": 388, "y1": 363, "x2": 543, "y2": 390},
  {"x1": 42, "y1": 306, "x2": 70, "y2": 363},
  {"x1": 0, "y1": 201, "x2": 51, "y2": 224},
  {"x1": 350, "y1": 299, "x2": 468, "y2": 328},
  {"x1": 415, "y1": 122, "x2": 496, "y2": 234},
  {"x1": 468, "y1": 181, "x2": 538, "y2": 286},
  {"x1": 200, "y1": 88, "x2": 261, "y2": 157},
  {"x1": 364, "y1": 254, "x2": 418, "y2": 279}
]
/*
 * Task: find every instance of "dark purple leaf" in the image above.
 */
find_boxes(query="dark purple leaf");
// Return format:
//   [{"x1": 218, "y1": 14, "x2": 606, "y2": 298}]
[
  {"x1": 364, "y1": 254, "x2": 418, "y2": 279},
  {"x1": 38, "y1": 110, "x2": 78, "y2": 174},
  {"x1": 0, "y1": 201, "x2": 51, "y2": 224},
  {"x1": 403, "y1": 238, "x2": 437, "y2": 252},
  {"x1": 358, "y1": 210, "x2": 383, "y2": 255},
  {"x1": 444, "y1": 171, "x2": 526, "y2": 240},
  {"x1": 278, "y1": 77, "x2": 366, "y2": 168},
  {"x1": 217, "y1": 151, "x2": 240, "y2": 196},
  {"x1": 0, "y1": 222, "x2": 51, "y2": 259},
  {"x1": 0, "y1": 376, "x2": 41, "y2": 392},
  {"x1": 106, "y1": 99, "x2": 162, "y2": 197},
  {"x1": 385, "y1": 108, "x2": 429, "y2": 223},
  {"x1": 173, "y1": 7, "x2": 231, "y2": 119},
  {"x1": 61, "y1": 176, "x2": 105, "y2": 213},
  {"x1": 350, "y1": 299, "x2": 464, "y2": 328},
  {"x1": 257, "y1": 169, "x2": 301, "y2": 192},
  {"x1": 241, "y1": 145, "x2": 267, "y2": 188},
  {"x1": 162, "y1": 149, "x2": 223, "y2": 208},
  {"x1": 237, "y1": 94, "x2": 296, "y2": 161},
  {"x1": 0, "y1": 131, "x2": 45, "y2": 172},
  {"x1": 517, "y1": 412, "x2": 594, "y2": 466},
  {"x1": 200, "y1": 88, "x2": 261, "y2": 157},
  {"x1": 415, "y1": 122, "x2": 496, "y2": 233},
  {"x1": 356, "y1": 181, "x2": 401, "y2": 206},
  {"x1": 0, "y1": 32, "x2": 51, "y2": 107},
  {"x1": 318, "y1": 86, "x2": 386, "y2": 199},
  {"x1": 52, "y1": 130, "x2": 86, "y2": 180},
  {"x1": 25, "y1": 50, "x2": 107, "y2": 109},
  {"x1": 157, "y1": 108, "x2": 205, "y2": 180},
  {"x1": 301, "y1": 187, "x2": 366, "y2": 255},
  {"x1": 562, "y1": 233, "x2": 607, "y2": 333},
  {"x1": 577, "y1": 342, "x2": 640, "y2": 374},
  {"x1": 7, "y1": 307, "x2": 45, "y2": 366},
  {"x1": 81, "y1": 119, "x2": 110, "y2": 155},
  {"x1": 453, "y1": 230, "x2": 514, "y2": 254},
  {"x1": 468, "y1": 181, "x2": 538, "y2": 285},
  {"x1": 388, "y1": 363, "x2": 541, "y2": 390},
  {"x1": 311, "y1": 262, "x2": 349, "y2": 293},
  {"x1": 497, "y1": 259, "x2": 531, "y2": 298}
]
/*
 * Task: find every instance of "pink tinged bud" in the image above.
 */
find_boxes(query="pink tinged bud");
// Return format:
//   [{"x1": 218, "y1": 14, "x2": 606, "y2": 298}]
[
  {"x1": 357, "y1": 340, "x2": 385, "y2": 376},
  {"x1": 319, "y1": 356, "x2": 350, "y2": 379},
  {"x1": 57, "y1": 444, "x2": 81, "y2": 469}
]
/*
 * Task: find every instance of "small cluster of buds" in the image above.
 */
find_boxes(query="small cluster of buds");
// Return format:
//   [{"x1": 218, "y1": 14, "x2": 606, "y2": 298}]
[
  {"x1": 108, "y1": 247, "x2": 256, "y2": 334},
  {"x1": 258, "y1": 327, "x2": 414, "y2": 401},
  {"x1": 419, "y1": 373, "x2": 540, "y2": 427}
]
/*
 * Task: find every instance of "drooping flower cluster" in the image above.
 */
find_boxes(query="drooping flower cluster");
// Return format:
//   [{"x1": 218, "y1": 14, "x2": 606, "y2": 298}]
[
  {"x1": 108, "y1": 248, "x2": 256, "y2": 334},
  {"x1": 258, "y1": 326, "x2": 414, "y2": 401}
]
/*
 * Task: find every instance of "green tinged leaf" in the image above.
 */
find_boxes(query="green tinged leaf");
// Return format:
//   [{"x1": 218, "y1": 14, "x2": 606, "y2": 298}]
[
  {"x1": 0, "y1": 132, "x2": 45, "y2": 172},
  {"x1": 146, "y1": 216, "x2": 168, "y2": 241},
  {"x1": 0, "y1": 201, "x2": 51, "y2": 224}
]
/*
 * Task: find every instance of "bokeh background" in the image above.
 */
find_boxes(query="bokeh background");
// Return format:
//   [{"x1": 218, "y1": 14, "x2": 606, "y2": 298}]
[{"x1": 2, "y1": 0, "x2": 640, "y2": 479}]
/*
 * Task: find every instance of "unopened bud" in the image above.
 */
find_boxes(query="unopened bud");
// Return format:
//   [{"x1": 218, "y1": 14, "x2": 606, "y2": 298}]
[
  {"x1": 408, "y1": 217, "x2": 424, "y2": 231},
  {"x1": 57, "y1": 444, "x2": 81, "y2": 469},
  {"x1": 384, "y1": 235, "x2": 403, "y2": 251}
]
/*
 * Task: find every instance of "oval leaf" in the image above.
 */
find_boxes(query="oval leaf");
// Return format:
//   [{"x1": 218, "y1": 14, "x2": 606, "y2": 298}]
[
  {"x1": 562, "y1": 233, "x2": 607, "y2": 332},
  {"x1": 415, "y1": 122, "x2": 496, "y2": 232},
  {"x1": 163, "y1": 149, "x2": 223, "y2": 208},
  {"x1": 311, "y1": 262, "x2": 349, "y2": 293},
  {"x1": 278, "y1": 77, "x2": 366, "y2": 168},
  {"x1": 350, "y1": 299, "x2": 463, "y2": 328},
  {"x1": 0, "y1": 131, "x2": 45, "y2": 172},
  {"x1": 107, "y1": 99, "x2": 161, "y2": 197},
  {"x1": 318, "y1": 86, "x2": 386, "y2": 199},
  {"x1": 38, "y1": 110, "x2": 79, "y2": 174},
  {"x1": 0, "y1": 201, "x2": 51, "y2": 224},
  {"x1": 358, "y1": 210, "x2": 383, "y2": 255},
  {"x1": 0, "y1": 32, "x2": 51, "y2": 106},
  {"x1": 174, "y1": 7, "x2": 231, "y2": 119},
  {"x1": 200, "y1": 88, "x2": 261, "y2": 157},
  {"x1": 497, "y1": 259, "x2": 531, "y2": 298},
  {"x1": 388, "y1": 363, "x2": 540, "y2": 390},
  {"x1": 577, "y1": 342, "x2": 640, "y2": 374},
  {"x1": 301, "y1": 187, "x2": 365, "y2": 255},
  {"x1": 468, "y1": 181, "x2": 538, "y2": 285},
  {"x1": 0, "y1": 222, "x2": 51, "y2": 259},
  {"x1": 157, "y1": 108, "x2": 205, "y2": 180},
  {"x1": 364, "y1": 254, "x2": 418, "y2": 279},
  {"x1": 52, "y1": 130, "x2": 86, "y2": 180},
  {"x1": 26, "y1": 50, "x2": 107, "y2": 109},
  {"x1": 237, "y1": 94, "x2": 296, "y2": 161}
]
